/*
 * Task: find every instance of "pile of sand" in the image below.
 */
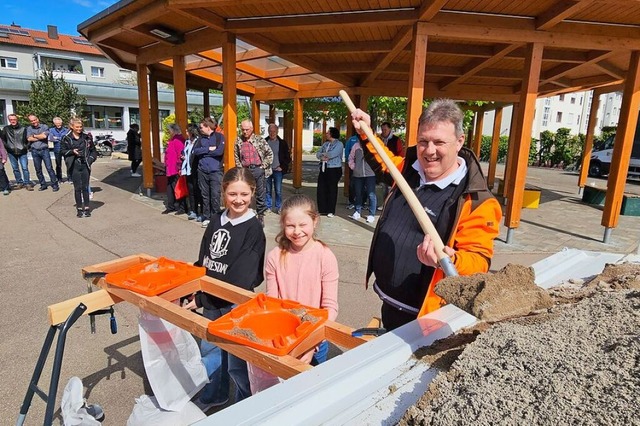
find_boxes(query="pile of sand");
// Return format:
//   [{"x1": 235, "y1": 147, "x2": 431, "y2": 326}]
[{"x1": 401, "y1": 263, "x2": 640, "y2": 425}]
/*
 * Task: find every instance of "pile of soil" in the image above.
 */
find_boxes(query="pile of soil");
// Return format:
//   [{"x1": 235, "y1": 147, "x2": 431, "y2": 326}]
[{"x1": 401, "y1": 263, "x2": 640, "y2": 425}]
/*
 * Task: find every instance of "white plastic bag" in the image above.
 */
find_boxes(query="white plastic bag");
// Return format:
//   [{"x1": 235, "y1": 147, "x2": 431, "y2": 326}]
[
  {"x1": 126, "y1": 395, "x2": 206, "y2": 426},
  {"x1": 138, "y1": 310, "x2": 208, "y2": 411},
  {"x1": 60, "y1": 377, "x2": 101, "y2": 426},
  {"x1": 247, "y1": 363, "x2": 281, "y2": 394}
]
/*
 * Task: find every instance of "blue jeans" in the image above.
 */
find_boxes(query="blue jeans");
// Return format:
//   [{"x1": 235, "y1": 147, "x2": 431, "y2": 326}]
[
  {"x1": 7, "y1": 152, "x2": 30, "y2": 185},
  {"x1": 31, "y1": 148, "x2": 58, "y2": 187},
  {"x1": 311, "y1": 340, "x2": 329, "y2": 366},
  {"x1": 200, "y1": 305, "x2": 251, "y2": 404},
  {"x1": 354, "y1": 176, "x2": 377, "y2": 216},
  {"x1": 265, "y1": 170, "x2": 283, "y2": 210}
]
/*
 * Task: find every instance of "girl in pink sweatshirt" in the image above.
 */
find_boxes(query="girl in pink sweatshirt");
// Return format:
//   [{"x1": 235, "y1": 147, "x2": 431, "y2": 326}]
[{"x1": 266, "y1": 194, "x2": 339, "y2": 365}]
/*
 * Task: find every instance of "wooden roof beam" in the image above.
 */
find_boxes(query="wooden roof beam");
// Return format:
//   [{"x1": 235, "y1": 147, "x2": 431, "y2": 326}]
[
  {"x1": 185, "y1": 58, "x2": 217, "y2": 72},
  {"x1": 197, "y1": 51, "x2": 300, "y2": 91},
  {"x1": 417, "y1": 0, "x2": 450, "y2": 21},
  {"x1": 594, "y1": 60, "x2": 626, "y2": 79},
  {"x1": 265, "y1": 66, "x2": 313, "y2": 79},
  {"x1": 427, "y1": 11, "x2": 640, "y2": 50},
  {"x1": 226, "y1": 10, "x2": 416, "y2": 33},
  {"x1": 97, "y1": 38, "x2": 138, "y2": 56},
  {"x1": 539, "y1": 50, "x2": 614, "y2": 85},
  {"x1": 439, "y1": 43, "x2": 522, "y2": 90},
  {"x1": 237, "y1": 48, "x2": 273, "y2": 62},
  {"x1": 189, "y1": 68, "x2": 256, "y2": 95},
  {"x1": 281, "y1": 41, "x2": 393, "y2": 56},
  {"x1": 254, "y1": 81, "x2": 346, "y2": 101},
  {"x1": 535, "y1": 0, "x2": 595, "y2": 31},
  {"x1": 361, "y1": 27, "x2": 413, "y2": 86},
  {"x1": 169, "y1": 7, "x2": 226, "y2": 31},
  {"x1": 88, "y1": 0, "x2": 169, "y2": 42},
  {"x1": 137, "y1": 27, "x2": 225, "y2": 64}
]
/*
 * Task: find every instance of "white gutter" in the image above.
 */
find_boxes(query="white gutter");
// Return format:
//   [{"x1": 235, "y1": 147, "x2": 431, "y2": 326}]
[{"x1": 195, "y1": 305, "x2": 477, "y2": 425}]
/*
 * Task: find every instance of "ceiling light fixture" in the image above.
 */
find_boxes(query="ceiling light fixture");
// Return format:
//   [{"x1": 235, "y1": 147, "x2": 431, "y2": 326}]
[{"x1": 149, "y1": 26, "x2": 183, "y2": 44}]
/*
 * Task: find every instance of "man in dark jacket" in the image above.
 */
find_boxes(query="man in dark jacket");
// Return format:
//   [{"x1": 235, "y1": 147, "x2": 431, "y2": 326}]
[
  {"x1": 193, "y1": 117, "x2": 225, "y2": 228},
  {"x1": 265, "y1": 123, "x2": 291, "y2": 213},
  {"x1": 0, "y1": 113, "x2": 33, "y2": 190}
]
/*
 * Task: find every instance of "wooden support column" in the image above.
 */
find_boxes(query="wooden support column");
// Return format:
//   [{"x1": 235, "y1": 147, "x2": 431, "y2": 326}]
[
  {"x1": 293, "y1": 97, "x2": 303, "y2": 189},
  {"x1": 473, "y1": 110, "x2": 485, "y2": 158},
  {"x1": 251, "y1": 98, "x2": 261, "y2": 135},
  {"x1": 137, "y1": 63, "x2": 153, "y2": 191},
  {"x1": 406, "y1": 23, "x2": 428, "y2": 148},
  {"x1": 172, "y1": 55, "x2": 188, "y2": 136},
  {"x1": 203, "y1": 89, "x2": 210, "y2": 118},
  {"x1": 269, "y1": 104, "x2": 276, "y2": 124},
  {"x1": 149, "y1": 74, "x2": 160, "y2": 161},
  {"x1": 222, "y1": 32, "x2": 237, "y2": 171},
  {"x1": 601, "y1": 51, "x2": 640, "y2": 243},
  {"x1": 465, "y1": 112, "x2": 475, "y2": 150},
  {"x1": 487, "y1": 107, "x2": 503, "y2": 190},
  {"x1": 502, "y1": 104, "x2": 520, "y2": 198},
  {"x1": 578, "y1": 90, "x2": 602, "y2": 189},
  {"x1": 505, "y1": 43, "x2": 543, "y2": 243}
]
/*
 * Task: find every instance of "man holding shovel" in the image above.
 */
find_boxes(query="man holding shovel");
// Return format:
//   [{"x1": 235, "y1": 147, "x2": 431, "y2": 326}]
[{"x1": 351, "y1": 99, "x2": 502, "y2": 330}]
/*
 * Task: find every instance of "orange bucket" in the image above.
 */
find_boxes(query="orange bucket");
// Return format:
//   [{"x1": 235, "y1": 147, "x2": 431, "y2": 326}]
[
  {"x1": 207, "y1": 293, "x2": 328, "y2": 356},
  {"x1": 105, "y1": 257, "x2": 205, "y2": 296}
]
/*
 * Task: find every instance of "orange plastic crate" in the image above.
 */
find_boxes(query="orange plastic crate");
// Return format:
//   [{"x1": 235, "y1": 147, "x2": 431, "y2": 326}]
[
  {"x1": 104, "y1": 257, "x2": 205, "y2": 296},
  {"x1": 207, "y1": 293, "x2": 328, "y2": 356}
]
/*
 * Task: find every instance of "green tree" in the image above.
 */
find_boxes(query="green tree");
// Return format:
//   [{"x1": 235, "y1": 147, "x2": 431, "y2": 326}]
[{"x1": 16, "y1": 67, "x2": 86, "y2": 125}]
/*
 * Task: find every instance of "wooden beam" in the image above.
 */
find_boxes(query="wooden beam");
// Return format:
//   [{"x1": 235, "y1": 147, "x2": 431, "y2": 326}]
[
  {"x1": 237, "y1": 48, "x2": 272, "y2": 62},
  {"x1": 223, "y1": 32, "x2": 238, "y2": 171},
  {"x1": 173, "y1": 55, "x2": 188, "y2": 136},
  {"x1": 505, "y1": 43, "x2": 544, "y2": 231},
  {"x1": 88, "y1": 0, "x2": 169, "y2": 43},
  {"x1": 226, "y1": 10, "x2": 416, "y2": 33},
  {"x1": 439, "y1": 43, "x2": 522, "y2": 90},
  {"x1": 203, "y1": 89, "x2": 210, "y2": 117},
  {"x1": 502, "y1": 104, "x2": 520, "y2": 197},
  {"x1": 293, "y1": 97, "x2": 303, "y2": 188},
  {"x1": 472, "y1": 111, "x2": 485, "y2": 158},
  {"x1": 417, "y1": 0, "x2": 450, "y2": 21},
  {"x1": 593, "y1": 60, "x2": 626, "y2": 80},
  {"x1": 578, "y1": 91, "x2": 601, "y2": 188},
  {"x1": 48, "y1": 290, "x2": 122, "y2": 326},
  {"x1": 535, "y1": 0, "x2": 595, "y2": 31},
  {"x1": 137, "y1": 63, "x2": 154, "y2": 190},
  {"x1": 149, "y1": 74, "x2": 161, "y2": 161},
  {"x1": 281, "y1": 41, "x2": 393, "y2": 56},
  {"x1": 190, "y1": 68, "x2": 256, "y2": 95},
  {"x1": 426, "y1": 11, "x2": 640, "y2": 50},
  {"x1": 487, "y1": 106, "x2": 504, "y2": 190},
  {"x1": 405, "y1": 23, "x2": 428, "y2": 148},
  {"x1": 252, "y1": 98, "x2": 261, "y2": 134},
  {"x1": 170, "y1": 7, "x2": 226, "y2": 31},
  {"x1": 602, "y1": 50, "x2": 640, "y2": 231},
  {"x1": 539, "y1": 51, "x2": 614, "y2": 86},
  {"x1": 265, "y1": 66, "x2": 313, "y2": 79},
  {"x1": 137, "y1": 27, "x2": 226, "y2": 64},
  {"x1": 361, "y1": 27, "x2": 413, "y2": 87},
  {"x1": 97, "y1": 38, "x2": 138, "y2": 55}
]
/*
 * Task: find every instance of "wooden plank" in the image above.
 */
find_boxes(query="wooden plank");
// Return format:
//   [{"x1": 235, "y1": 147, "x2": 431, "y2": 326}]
[
  {"x1": 223, "y1": 31, "x2": 238, "y2": 171},
  {"x1": 536, "y1": 0, "x2": 595, "y2": 31},
  {"x1": 578, "y1": 90, "x2": 601, "y2": 188},
  {"x1": 173, "y1": 55, "x2": 189, "y2": 135},
  {"x1": 405, "y1": 23, "x2": 428, "y2": 148},
  {"x1": 81, "y1": 253, "x2": 155, "y2": 278},
  {"x1": 487, "y1": 106, "x2": 503, "y2": 190},
  {"x1": 48, "y1": 290, "x2": 123, "y2": 326},
  {"x1": 324, "y1": 321, "x2": 369, "y2": 350},
  {"x1": 199, "y1": 277, "x2": 255, "y2": 304},
  {"x1": 602, "y1": 51, "x2": 640, "y2": 229},
  {"x1": 158, "y1": 279, "x2": 201, "y2": 302}
]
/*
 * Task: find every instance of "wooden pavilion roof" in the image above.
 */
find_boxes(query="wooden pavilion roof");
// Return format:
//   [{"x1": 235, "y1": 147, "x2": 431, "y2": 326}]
[{"x1": 78, "y1": 0, "x2": 640, "y2": 101}]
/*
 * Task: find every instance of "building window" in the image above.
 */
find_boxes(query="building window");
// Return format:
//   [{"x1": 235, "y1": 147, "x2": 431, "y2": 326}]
[
  {"x1": 570, "y1": 97, "x2": 576, "y2": 104},
  {"x1": 129, "y1": 108, "x2": 170, "y2": 126},
  {"x1": 556, "y1": 112, "x2": 563, "y2": 123},
  {"x1": 542, "y1": 107, "x2": 550, "y2": 127},
  {"x1": 91, "y1": 66, "x2": 105, "y2": 78},
  {"x1": 83, "y1": 105, "x2": 123, "y2": 130},
  {"x1": 0, "y1": 99, "x2": 5, "y2": 125},
  {"x1": 568, "y1": 113, "x2": 574, "y2": 124},
  {"x1": 559, "y1": 94, "x2": 565, "y2": 101},
  {"x1": 0, "y1": 57, "x2": 17, "y2": 69}
]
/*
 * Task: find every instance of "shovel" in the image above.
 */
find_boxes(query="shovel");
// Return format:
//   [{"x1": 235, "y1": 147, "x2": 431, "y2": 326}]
[{"x1": 339, "y1": 90, "x2": 458, "y2": 279}]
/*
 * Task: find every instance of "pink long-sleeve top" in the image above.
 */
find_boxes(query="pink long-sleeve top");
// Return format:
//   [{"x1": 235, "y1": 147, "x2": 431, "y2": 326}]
[
  {"x1": 165, "y1": 133, "x2": 185, "y2": 176},
  {"x1": 265, "y1": 240, "x2": 339, "y2": 321}
]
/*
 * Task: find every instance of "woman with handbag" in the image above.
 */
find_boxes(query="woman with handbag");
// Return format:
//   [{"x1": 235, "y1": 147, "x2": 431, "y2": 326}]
[
  {"x1": 61, "y1": 118, "x2": 97, "y2": 217},
  {"x1": 162, "y1": 123, "x2": 187, "y2": 215}
]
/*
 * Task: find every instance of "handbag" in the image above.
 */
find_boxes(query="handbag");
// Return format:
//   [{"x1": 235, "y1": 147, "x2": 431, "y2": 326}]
[{"x1": 174, "y1": 175, "x2": 189, "y2": 199}]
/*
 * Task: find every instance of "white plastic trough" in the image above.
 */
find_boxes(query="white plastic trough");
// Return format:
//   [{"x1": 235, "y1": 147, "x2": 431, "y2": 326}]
[{"x1": 195, "y1": 248, "x2": 640, "y2": 425}]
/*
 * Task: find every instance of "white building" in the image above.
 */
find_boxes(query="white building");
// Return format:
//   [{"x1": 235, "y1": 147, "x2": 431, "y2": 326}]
[
  {"x1": 0, "y1": 23, "x2": 278, "y2": 142},
  {"x1": 482, "y1": 90, "x2": 624, "y2": 140}
]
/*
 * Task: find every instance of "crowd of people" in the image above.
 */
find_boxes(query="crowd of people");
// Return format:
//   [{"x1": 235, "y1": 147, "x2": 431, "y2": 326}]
[{"x1": 2, "y1": 101, "x2": 501, "y2": 414}]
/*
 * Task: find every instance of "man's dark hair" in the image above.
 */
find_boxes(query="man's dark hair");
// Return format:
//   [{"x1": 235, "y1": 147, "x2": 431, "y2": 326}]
[
  {"x1": 381, "y1": 122, "x2": 391, "y2": 128},
  {"x1": 329, "y1": 127, "x2": 340, "y2": 139}
]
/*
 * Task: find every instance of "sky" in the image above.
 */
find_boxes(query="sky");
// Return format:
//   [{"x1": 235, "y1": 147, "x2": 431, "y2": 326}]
[{"x1": 2, "y1": 0, "x2": 115, "y2": 36}]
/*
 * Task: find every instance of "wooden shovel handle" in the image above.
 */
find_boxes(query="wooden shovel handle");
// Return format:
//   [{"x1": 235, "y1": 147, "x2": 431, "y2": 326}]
[{"x1": 339, "y1": 90, "x2": 457, "y2": 274}]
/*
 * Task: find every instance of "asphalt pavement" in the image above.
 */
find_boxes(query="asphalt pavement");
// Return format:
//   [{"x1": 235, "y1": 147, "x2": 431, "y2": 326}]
[{"x1": 1, "y1": 154, "x2": 639, "y2": 424}]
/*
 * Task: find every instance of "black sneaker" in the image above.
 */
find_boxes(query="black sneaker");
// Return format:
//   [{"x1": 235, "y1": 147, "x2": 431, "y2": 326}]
[
  {"x1": 52, "y1": 185, "x2": 60, "y2": 192},
  {"x1": 77, "y1": 209, "x2": 84, "y2": 218},
  {"x1": 83, "y1": 209, "x2": 92, "y2": 217},
  {"x1": 161, "y1": 209, "x2": 175, "y2": 215},
  {"x1": 39, "y1": 185, "x2": 48, "y2": 191}
]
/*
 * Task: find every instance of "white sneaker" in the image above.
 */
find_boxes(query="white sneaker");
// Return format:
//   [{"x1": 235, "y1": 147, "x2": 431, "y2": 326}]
[
  {"x1": 366, "y1": 215, "x2": 375, "y2": 223},
  {"x1": 131, "y1": 172, "x2": 141, "y2": 177},
  {"x1": 327, "y1": 213, "x2": 335, "y2": 218},
  {"x1": 349, "y1": 212, "x2": 361, "y2": 220},
  {"x1": 377, "y1": 206, "x2": 383, "y2": 211},
  {"x1": 201, "y1": 220, "x2": 210, "y2": 228}
]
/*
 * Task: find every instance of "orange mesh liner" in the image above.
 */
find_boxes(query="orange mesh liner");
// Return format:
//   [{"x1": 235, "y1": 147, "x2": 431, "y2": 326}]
[
  {"x1": 105, "y1": 257, "x2": 205, "y2": 297},
  {"x1": 207, "y1": 293, "x2": 328, "y2": 356}
]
